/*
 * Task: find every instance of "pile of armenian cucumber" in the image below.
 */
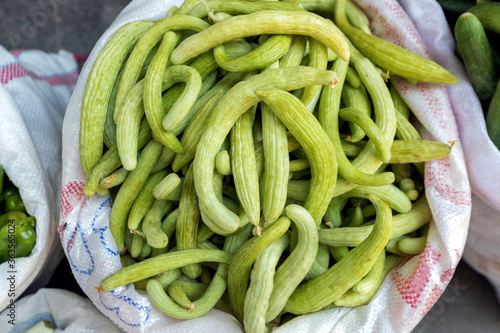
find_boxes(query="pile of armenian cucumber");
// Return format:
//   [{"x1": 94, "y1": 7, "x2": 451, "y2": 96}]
[
  {"x1": 439, "y1": 1, "x2": 500, "y2": 148},
  {"x1": 79, "y1": 0, "x2": 457, "y2": 331}
]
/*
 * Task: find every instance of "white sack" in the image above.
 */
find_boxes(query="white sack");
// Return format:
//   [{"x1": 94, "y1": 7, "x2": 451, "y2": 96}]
[
  {"x1": 397, "y1": 0, "x2": 500, "y2": 302},
  {"x1": 0, "y1": 288, "x2": 121, "y2": 332},
  {"x1": 60, "y1": 0, "x2": 471, "y2": 332},
  {"x1": 0, "y1": 47, "x2": 78, "y2": 311}
]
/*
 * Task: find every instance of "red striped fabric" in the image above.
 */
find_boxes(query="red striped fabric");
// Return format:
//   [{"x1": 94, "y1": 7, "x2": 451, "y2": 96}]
[
  {"x1": 72, "y1": 53, "x2": 89, "y2": 63},
  {"x1": 0, "y1": 61, "x2": 79, "y2": 86},
  {"x1": 10, "y1": 49, "x2": 25, "y2": 58}
]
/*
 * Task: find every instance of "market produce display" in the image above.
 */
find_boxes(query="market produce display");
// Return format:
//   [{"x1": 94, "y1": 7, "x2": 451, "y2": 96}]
[
  {"x1": 439, "y1": 1, "x2": 500, "y2": 148},
  {"x1": 0, "y1": 165, "x2": 37, "y2": 264},
  {"x1": 76, "y1": 0, "x2": 459, "y2": 331}
]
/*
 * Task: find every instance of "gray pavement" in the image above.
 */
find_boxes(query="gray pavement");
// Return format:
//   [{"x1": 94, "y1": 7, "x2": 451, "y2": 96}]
[
  {"x1": 0, "y1": 0, "x2": 126, "y2": 54},
  {"x1": 1, "y1": 1, "x2": 499, "y2": 332}
]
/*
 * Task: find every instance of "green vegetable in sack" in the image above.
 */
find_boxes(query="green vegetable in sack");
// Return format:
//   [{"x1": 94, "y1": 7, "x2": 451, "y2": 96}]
[{"x1": 0, "y1": 211, "x2": 36, "y2": 264}]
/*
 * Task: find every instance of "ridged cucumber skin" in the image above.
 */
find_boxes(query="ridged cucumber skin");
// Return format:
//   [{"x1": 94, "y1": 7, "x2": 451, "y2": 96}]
[{"x1": 455, "y1": 12, "x2": 498, "y2": 100}]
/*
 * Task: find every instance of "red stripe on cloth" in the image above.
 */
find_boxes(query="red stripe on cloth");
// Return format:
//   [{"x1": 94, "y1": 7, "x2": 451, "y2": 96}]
[
  {"x1": 60, "y1": 181, "x2": 86, "y2": 220},
  {"x1": 10, "y1": 49, "x2": 25, "y2": 58},
  {"x1": 72, "y1": 53, "x2": 89, "y2": 63},
  {"x1": 0, "y1": 62, "x2": 79, "y2": 86}
]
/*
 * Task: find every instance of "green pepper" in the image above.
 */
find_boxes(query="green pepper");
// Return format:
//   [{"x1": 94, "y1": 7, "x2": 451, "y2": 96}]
[
  {"x1": 0, "y1": 211, "x2": 27, "y2": 229},
  {"x1": 1, "y1": 181, "x2": 16, "y2": 204},
  {"x1": 4, "y1": 192, "x2": 26, "y2": 213},
  {"x1": 26, "y1": 216, "x2": 36, "y2": 230},
  {"x1": 1, "y1": 170, "x2": 27, "y2": 214},
  {"x1": 0, "y1": 212, "x2": 36, "y2": 264}
]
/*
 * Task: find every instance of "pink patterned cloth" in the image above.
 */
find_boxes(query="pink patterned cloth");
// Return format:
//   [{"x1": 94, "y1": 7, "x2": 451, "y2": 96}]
[{"x1": 398, "y1": 0, "x2": 500, "y2": 304}]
